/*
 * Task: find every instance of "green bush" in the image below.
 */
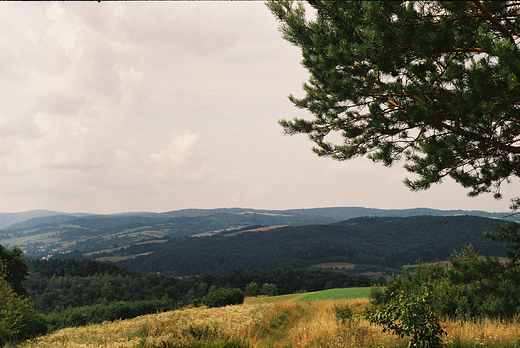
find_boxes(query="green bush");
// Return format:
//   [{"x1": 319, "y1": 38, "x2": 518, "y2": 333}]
[
  {"x1": 244, "y1": 282, "x2": 261, "y2": 297},
  {"x1": 372, "y1": 244, "x2": 520, "y2": 322},
  {"x1": 0, "y1": 277, "x2": 47, "y2": 346},
  {"x1": 261, "y1": 283, "x2": 277, "y2": 297},
  {"x1": 46, "y1": 299, "x2": 179, "y2": 330},
  {"x1": 191, "y1": 297, "x2": 203, "y2": 307},
  {"x1": 367, "y1": 229, "x2": 520, "y2": 348},
  {"x1": 368, "y1": 286, "x2": 445, "y2": 348},
  {"x1": 203, "y1": 288, "x2": 244, "y2": 308},
  {"x1": 332, "y1": 302, "x2": 354, "y2": 324}
]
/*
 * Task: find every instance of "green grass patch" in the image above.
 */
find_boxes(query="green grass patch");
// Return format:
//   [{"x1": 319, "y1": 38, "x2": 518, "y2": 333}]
[
  {"x1": 245, "y1": 287, "x2": 370, "y2": 305},
  {"x1": 294, "y1": 287, "x2": 370, "y2": 302}
]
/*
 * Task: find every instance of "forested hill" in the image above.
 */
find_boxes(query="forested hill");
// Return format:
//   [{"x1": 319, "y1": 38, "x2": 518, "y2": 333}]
[
  {"x1": 117, "y1": 215, "x2": 507, "y2": 277},
  {"x1": 1, "y1": 206, "x2": 508, "y2": 230},
  {"x1": 2, "y1": 207, "x2": 509, "y2": 260}
]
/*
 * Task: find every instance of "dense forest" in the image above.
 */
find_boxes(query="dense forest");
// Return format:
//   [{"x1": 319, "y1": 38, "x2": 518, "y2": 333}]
[
  {"x1": 23, "y1": 258, "x2": 370, "y2": 330},
  {"x1": 116, "y1": 216, "x2": 507, "y2": 276}
]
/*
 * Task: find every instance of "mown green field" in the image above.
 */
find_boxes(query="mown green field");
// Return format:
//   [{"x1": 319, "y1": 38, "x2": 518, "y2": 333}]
[
  {"x1": 294, "y1": 287, "x2": 371, "y2": 302},
  {"x1": 245, "y1": 286, "x2": 371, "y2": 305}
]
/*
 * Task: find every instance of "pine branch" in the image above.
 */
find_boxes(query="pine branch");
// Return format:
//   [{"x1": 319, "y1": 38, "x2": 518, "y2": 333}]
[{"x1": 472, "y1": 1, "x2": 517, "y2": 44}]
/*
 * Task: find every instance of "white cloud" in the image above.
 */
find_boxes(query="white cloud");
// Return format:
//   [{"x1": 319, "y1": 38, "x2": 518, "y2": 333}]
[
  {"x1": 150, "y1": 130, "x2": 199, "y2": 166},
  {"x1": 45, "y1": 2, "x2": 83, "y2": 57}
]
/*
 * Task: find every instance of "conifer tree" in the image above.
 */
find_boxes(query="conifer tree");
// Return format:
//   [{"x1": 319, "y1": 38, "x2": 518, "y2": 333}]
[
  {"x1": 0, "y1": 244, "x2": 29, "y2": 297},
  {"x1": 267, "y1": 1, "x2": 520, "y2": 203}
]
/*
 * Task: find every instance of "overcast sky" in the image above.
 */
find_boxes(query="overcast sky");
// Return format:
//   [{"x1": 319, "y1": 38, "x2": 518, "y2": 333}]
[{"x1": 0, "y1": 1, "x2": 517, "y2": 214}]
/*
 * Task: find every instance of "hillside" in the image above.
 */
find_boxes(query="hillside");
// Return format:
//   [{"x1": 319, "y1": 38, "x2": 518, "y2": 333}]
[
  {"x1": 0, "y1": 207, "x2": 509, "y2": 261},
  {"x1": 117, "y1": 215, "x2": 507, "y2": 277},
  {"x1": 14, "y1": 291, "x2": 520, "y2": 348},
  {"x1": 0, "y1": 210, "x2": 336, "y2": 259},
  {"x1": 14, "y1": 290, "x2": 372, "y2": 348},
  {"x1": 23, "y1": 258, "x2": 370, "y2": 331},
  {"x1": 0, "y1": 210, "x2": 70, "y2": 229}
]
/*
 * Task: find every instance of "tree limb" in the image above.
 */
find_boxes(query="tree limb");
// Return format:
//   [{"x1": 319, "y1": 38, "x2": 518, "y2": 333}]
[{"x1": 472, "y1": 1, "x2": 517, "y2": 44}]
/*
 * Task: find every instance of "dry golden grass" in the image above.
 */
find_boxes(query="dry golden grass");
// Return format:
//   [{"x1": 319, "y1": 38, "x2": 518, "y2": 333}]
[
  {"x1": 18, "y1": 303, "x2": 273, "y2": 348},
  {"x1": 14, "y1": 297, "x2": 520, "y2": 348},
  {"x1": 443, "y1": 317, "x2": 520, "y2": 347},
  {"x1": 247, "y1": 299, "x2": 520, "y2": 348},
  {"x1": 248, "y1": 299, "x2": 405, "y2": 348}
]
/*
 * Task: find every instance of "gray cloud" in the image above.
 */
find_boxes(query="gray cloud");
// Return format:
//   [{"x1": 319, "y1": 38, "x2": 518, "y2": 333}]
[
  {"x1": 37, "y1": 92, "x2": 87, "y2": 116},
  {"x1": 0, "y1": 1, "x2": 516, "y2": 214}
]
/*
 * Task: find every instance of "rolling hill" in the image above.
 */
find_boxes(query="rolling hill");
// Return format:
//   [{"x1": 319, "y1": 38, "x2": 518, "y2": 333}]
[
  {"x1": 116, "y1": 215, "x2": 507, "y2": 277},
  {"x1": 0, "y1": 207, "x2": 512, "y2": 275}
]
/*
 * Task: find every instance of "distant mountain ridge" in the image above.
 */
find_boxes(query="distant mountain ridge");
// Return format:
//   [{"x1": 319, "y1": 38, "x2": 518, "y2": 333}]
[
  {"x1": 0, "y1": 210, "x2": 76, "y2": 229},
  {"x1": 280, "y1": 207, "x2": 509, "y2": 220},
  {"x1": 0, "y1": 206, "x2": 509, "y2": 230},
  {"x1": 0, "y1": 207, "x2": 514, "y2": 279}
]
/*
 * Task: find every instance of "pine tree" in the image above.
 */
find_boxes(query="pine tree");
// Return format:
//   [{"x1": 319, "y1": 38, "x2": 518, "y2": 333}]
[
  {"x1": 267, "y1": 1, "x2": 520, "y2": 202},
  {"x1": 0, "y1": 244, "x2": 29, "y2": 297}
]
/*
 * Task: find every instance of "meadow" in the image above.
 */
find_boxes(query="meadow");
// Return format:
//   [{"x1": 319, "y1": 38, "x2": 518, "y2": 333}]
[{"x1": 10, "y1": 287, "x2": 520, "y2": 348}]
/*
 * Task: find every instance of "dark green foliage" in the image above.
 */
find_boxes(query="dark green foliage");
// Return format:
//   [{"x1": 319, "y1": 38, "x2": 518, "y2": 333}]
[
  {"x1": 244, "y1": 282, "x2": 261, "y2": 297},
  {"x1": 203, "y1": 288, "x2": 244, "y2": 308},
  {"x1": 45, "y1": 299, "x2": 176, "y2": 330},
  {"x1": 370, "y1": 235, "x2": 520, "y2": 323},
  {"x1": 191, "y1": 297, "x2": 203, "y2": 307},
  {"x1": 0, "y1": 244, "x2": 29, "y2": 297},
  {"x1": 25, "y1": 258, "x2": 364, "y2": 330},
  {"x1": 118, "y1": 216, "x2": 505, "y2": 276},
  {"x1": 0, "y1": 257, "x2": 47, "y2": 346},
  {"x1": 27, "y1": 258, "x2": 136, "y2": 278},
  {"x1": 484, "y1": 222, "x2": 520, "y2": 266},
  {"x1": 261, "y1": 283, "x2": 278, "y2": 297},
  {"x1": 267, "y1": 0, "x2": 520, "y2": 201}
]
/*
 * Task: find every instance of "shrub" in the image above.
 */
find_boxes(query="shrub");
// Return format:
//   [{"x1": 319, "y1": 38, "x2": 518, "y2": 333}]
[
  {"x1": 244, "y1": 282, "x2": 261, "y2": 297},
  {"x1": 332, "y1": 302, "x2": 354, "y2": 324},
  {"x1": 0, "y1": 277, "x2": 47, "y2": 345},
  {"x1": 203, "y1": 288, "x2": 244, "y2": 308},
  {"x1": 261, "y1": 283, "x2": 277, "y2": 297},
  {"x1": 368, "y1": 286, "x2": 445, "y2": 348},
  {"x1": 191, "y1": 297, "x2": 203, "y2": 307}
]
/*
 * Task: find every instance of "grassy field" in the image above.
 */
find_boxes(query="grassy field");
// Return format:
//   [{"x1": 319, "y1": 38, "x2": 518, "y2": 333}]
[
  {"x1": 294, "y1": 287, "x2": 371, "y2": 302},
  {"x1": 245, "y1": 287, "x2": 370, "y2": 305},
  {"x1": 10, "y1": 287, "x2": 520, "y2": 348}
]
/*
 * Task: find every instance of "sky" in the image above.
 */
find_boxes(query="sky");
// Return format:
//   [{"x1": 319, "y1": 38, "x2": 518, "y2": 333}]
[{"x1": 0, "y1": 1, "x2": 518, "y2": 214}]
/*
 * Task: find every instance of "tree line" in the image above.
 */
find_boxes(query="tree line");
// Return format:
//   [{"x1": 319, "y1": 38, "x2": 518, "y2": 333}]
[{"x1": 19, "y1": 257, "x2": 370, "y2": 333}]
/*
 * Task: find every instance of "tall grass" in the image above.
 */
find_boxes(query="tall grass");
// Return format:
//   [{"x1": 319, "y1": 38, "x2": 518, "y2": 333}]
[
  {"x1": 13, "y1": 304, "x2": 271, "y2": 348},
  {"x1": 247, "y1": 300, "x2": 404, "y2": 348},
  {"x1": 443, "y1": 318, "x2": 520, "y2": 348},
  {"x1": 11, "y1": 295, "x2": 520, "y2": 348}
]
